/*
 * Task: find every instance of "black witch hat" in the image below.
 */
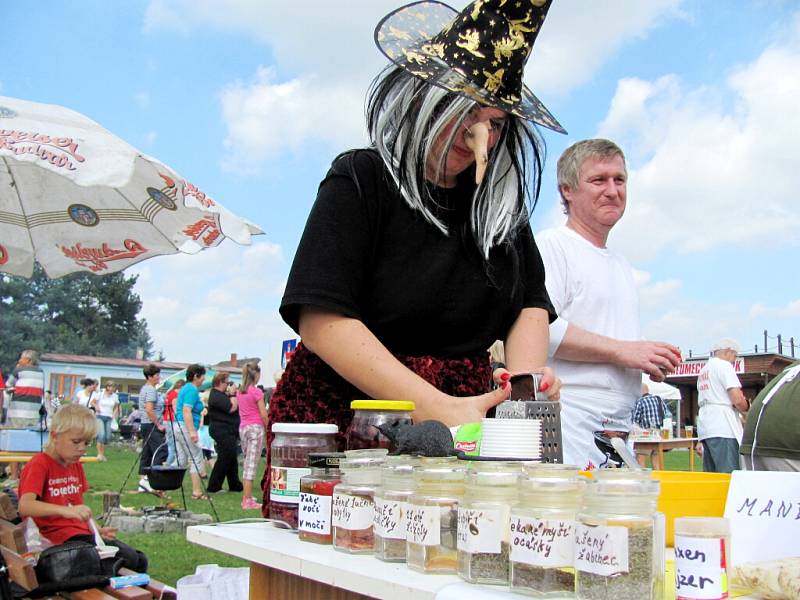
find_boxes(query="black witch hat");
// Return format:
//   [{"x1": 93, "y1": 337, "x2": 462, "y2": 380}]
[{"x1": 375, "y1": 0, "x2": 565, "y2": 134}]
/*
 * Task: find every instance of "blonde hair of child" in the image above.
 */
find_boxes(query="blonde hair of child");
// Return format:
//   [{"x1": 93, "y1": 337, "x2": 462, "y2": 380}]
[{"x1": 46, "y1": 404, "x2": 98, "y2": 451}]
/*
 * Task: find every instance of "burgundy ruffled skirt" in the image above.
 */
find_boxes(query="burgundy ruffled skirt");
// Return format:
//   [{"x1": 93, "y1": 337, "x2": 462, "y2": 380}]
[{"x1": 259, "y1": 342, "x2": 492, "y2": 516}]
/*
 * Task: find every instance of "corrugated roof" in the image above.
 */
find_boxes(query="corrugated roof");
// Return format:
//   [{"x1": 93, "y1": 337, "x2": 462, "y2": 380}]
[{"x1": 41, "y1": 353, "x2": 243, "y2": 373}]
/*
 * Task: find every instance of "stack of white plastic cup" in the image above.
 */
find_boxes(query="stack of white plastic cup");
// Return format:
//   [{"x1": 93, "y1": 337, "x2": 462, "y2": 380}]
[{"x1": 479, "y1": 418, "x2": 542, "y2": 459}]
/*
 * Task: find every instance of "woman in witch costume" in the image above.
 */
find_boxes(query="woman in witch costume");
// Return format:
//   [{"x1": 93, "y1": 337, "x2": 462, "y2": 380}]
[{"x1": 263, "y1": 0, "x2": 566, "y2": 509}]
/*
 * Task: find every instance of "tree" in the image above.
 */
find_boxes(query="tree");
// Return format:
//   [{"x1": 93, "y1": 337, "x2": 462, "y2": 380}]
[{"x1": 0, "y1": 265, "x2": 153, "y2": 374}]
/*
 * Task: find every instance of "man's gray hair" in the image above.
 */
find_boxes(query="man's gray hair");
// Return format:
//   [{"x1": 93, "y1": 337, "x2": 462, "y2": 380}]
[
  {"x1": 19, "y1": 349, "x2": 39, "y2": 365},
  {"x1": 556, "y1": 139, "x2": 626, "y2": 214}
]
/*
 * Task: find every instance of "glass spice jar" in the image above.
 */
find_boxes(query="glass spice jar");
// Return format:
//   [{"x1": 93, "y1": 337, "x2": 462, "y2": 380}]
[
  {"x1": 509, "y1": 463, "x2": 585, "y2": 597},
  {"x1": 574, "y1": 474, "x2": 664, "y2": 600},
  {"x1": 298, "y1": 452, "x2": 345, "y2": 544},
  {"x1": 406, "y1": 460, "x2": 467, "y2": 574},
  {"x1": 373, "y1": 455, "x2": 417, "y2": 562},
  {"x1": 269, "y1": 423, "x2": 338, "y2": 529},
  {"x1": 332, "y1": 448, "x2": 388, "y2": 554},
  {"x1": 344, "y1": 400, "x2": 415, "y2": 451},
  {"x1": 457, "y1": 460, "x2": 523, "y2": 585}
]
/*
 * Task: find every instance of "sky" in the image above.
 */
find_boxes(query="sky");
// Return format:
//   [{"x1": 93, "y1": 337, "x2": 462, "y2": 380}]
[{"x1": 3, "y1": 0, "x2": 800, "y2": 369}]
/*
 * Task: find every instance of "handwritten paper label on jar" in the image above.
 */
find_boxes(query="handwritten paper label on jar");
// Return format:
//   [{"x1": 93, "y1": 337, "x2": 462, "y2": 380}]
[
  {"x1": 298, "y1": 493, "x2": 332, "y2": 535},
  {"x1": 374, "y1": 499, "x2": 406, "y2": 540},
  {"x1": 332, "y1": 493, "x2": 374, "y2": 530},
  {"x1": 269, "y1": 466, "x2": 311, "y2": 503},
  {"x1": 509, "y1": 516, "x2": 575, "y2": 567},
  {"x1": 574, "y1": 524, "x2": 629, "y2": 576},
  {"x1": 674, "y1": 535, "x2": 728, "y2": 600},
  {"x1": 457, "y1": 508, "x2": 504, "y2": 554},
  {"x1": 406, "y1": 505, "x2": 441, "y2": 546}
]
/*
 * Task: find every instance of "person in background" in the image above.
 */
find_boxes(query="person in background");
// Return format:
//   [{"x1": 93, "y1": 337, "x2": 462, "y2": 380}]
[
  {"x1": 91, "y1": 381, "x2": 119, "y2": 462},
  {"x1": 237, "y1": 362, "x2": 266, "y2": 510},
  {"x1": 175, "y1": 364, "x2": 208, "y2": 500},
  {"x1": 18, "y1": 404, "x2": 148, "y2": 571},
  {"x1": 138, "y1": 365, "x2": 167, "y2": 492},
  {"x1": 538, "y1": 139, "x2": 682, "y2": 470},
  {"x1": 74, "y1": 378, "x2": 98, "y2": 410},
  {"x1": 198, "y1": 390, "x2": 215, "y2": 471},
  {"x1": 44, "y1": 389, "x2": 60, "y2": 429},
  {"x1": 207, "y1": 372, "x2": 242, "y2": 494},
  {"x1": 5, "y1": 349, "x2": 46, "y2": 428},
  {"x1": 696, "y1": 339, "x2": 748, "y2": 473},
  {"x1": 163, "y1": 379, "x2": 184, "y2": 466},
  {"x1": 631, "y1": 384, "x2": 669, "y2": 469},
  {"x1": 740, "y1": 360, "x2": 800, "y2": 472}
]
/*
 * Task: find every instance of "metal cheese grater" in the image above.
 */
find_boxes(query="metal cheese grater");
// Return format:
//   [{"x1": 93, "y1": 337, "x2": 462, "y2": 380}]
[{"x1": 494, "y1": 373, "x2": 563, "y2": 463}]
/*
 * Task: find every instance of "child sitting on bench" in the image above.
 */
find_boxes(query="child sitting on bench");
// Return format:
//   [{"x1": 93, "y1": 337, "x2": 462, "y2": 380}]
[{"x1": 18, "y1": 404, "x2": 147, "y2": 572}]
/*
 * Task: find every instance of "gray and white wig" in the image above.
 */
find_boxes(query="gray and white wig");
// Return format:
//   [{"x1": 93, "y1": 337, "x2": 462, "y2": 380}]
[{"x1": 366, "y1": 66, "x2": 546, "y2": 259}]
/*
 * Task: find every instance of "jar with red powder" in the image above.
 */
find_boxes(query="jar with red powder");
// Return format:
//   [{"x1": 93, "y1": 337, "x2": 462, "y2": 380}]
[
  {"x1": 269, "y1": 423, "x2": 338, "y2": 529},
  {"x1": 298, "y1": 452, "x2": 344, "y2": 544}
]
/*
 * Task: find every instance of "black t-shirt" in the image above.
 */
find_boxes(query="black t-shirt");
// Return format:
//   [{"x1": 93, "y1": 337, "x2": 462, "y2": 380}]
[{"x1": 280, "y1": 149, "x2": 554, "y2": 358}]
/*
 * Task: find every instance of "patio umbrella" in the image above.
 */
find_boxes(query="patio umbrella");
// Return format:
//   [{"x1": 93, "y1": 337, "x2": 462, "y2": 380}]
[
  {"x1": 157, "y1": 366, "x2": 217, "y2": 393},
  {"x1": 0, "y1": 95, "x2": 263, "y2": 278}
]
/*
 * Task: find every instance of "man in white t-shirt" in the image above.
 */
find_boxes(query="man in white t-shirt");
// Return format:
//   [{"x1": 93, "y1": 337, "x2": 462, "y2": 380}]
[
  {"x1": 696, "y1": 339, "x2": 747, "y2": 473},
  {"x1": 538, "y1": 139, "x2": 682, "y2": 470}
]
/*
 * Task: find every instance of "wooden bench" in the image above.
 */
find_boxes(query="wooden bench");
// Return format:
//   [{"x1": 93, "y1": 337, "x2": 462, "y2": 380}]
[{"x1": 0, "y1": 505, "x2": 174, "y2": 600}]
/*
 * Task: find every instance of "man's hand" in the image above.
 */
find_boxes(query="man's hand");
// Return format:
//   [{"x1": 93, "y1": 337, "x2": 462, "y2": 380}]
[
  {"x1": 99, "y1": 526, "x2": 118, "y2": 540},
  {"x1": 190, "y1": 430, "x2": 199, "y2": 444},
  {"x1": 613, "y1": 340, "x2": 682, "y2": 382}
]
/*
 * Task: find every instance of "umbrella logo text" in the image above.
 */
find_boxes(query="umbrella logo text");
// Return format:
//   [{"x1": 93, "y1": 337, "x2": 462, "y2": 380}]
[
  {"x1": 183, "y1": 181, "x2": 216, "y2": 209},
  {"x1": 183, "y1": 216, "x2": 222, "y2": 247},
  {"x1": 60, "y1": 239, "x2": 147, "y2": 272},
  {"x1": 0, "y1": 244, "x2": 8, "y2": 265},
  {"x1": 0, "y1": 129, "x2": 85, "y2": 171}
]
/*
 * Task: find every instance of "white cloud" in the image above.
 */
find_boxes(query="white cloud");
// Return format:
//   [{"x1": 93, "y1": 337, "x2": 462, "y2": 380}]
[
  {"x1": 129, "y1": 238, "x2": 295, "y2": 364},
  {"x1": 219, "y1": 67, "x2": 367, "y2": 171},
  {"x1": 144, "y1": 0, "x2": 685, "y2": 168},
  {"x1": 749, "y1": 299, "x2": 800, "y2": 320},
  {"x1": 526, "y1": 0, "x2": 684, "y2": 96},
  {"x1": 600, "y1": 17, "x2": 800, "y2": 261}
]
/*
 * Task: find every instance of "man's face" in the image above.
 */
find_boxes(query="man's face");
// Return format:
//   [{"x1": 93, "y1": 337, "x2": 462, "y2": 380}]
[{"x1": 562, "y1": 154, "x2": 627, "y2": 231}]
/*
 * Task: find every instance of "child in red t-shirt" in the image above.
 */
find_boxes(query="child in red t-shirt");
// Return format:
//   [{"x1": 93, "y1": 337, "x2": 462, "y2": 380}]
[{"x1": 19, "y1": 404, "x2": 147, "y2": 571}]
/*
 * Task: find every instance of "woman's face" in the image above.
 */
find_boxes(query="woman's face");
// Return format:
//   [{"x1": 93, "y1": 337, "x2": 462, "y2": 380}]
[{"x1": 426, "y1": 106, "x2": 507, "y2": 187}]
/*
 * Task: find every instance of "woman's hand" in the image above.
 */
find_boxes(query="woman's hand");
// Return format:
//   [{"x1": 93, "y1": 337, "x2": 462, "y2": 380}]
[
  {"x1": 412, "y1": 383, "x2": 511, "y2": 427},
  {"x1": 492, "y1": 366, "x2": 561, "y2": 401}
]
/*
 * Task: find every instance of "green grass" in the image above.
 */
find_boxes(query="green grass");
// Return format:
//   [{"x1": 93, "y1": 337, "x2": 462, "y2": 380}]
[
  {"x1": 75, "y1": 442, "x2": 694, "y2": 586},
  {"x1": 81, "y1": 443, "x2": 263, "y2": 587}
]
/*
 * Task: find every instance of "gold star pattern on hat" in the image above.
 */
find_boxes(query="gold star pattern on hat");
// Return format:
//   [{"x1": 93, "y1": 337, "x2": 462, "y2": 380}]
[{"x1": 374, "y1": 0, "x2": 565, "y2": 133}]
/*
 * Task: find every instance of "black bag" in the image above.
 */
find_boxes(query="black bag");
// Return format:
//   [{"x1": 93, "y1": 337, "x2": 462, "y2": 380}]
[{"x1": 32, "y1": 540, "x2": 110, "y2": 596}]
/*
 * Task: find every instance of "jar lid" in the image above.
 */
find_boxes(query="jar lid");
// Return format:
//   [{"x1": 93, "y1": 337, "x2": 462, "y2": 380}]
[
  {"x1": 350, "y1": 400, "x2": 416, "y2": 411},
  {"x1": 271, "y1": 423, "x2": 338, "y2": 434},
  {"x1": 308, "y1": 452, "x2": 345, "y2": 469}
]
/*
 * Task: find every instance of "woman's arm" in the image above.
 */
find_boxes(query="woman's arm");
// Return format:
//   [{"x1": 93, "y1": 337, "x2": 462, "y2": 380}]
[
  {"x1": 257, "y1": 398, "x2": 268, "y2": 428},
  {"x1": 503, "y1": 307, "x2": 560, "y2": 399},
  {"x1": 18, "y1": 492, "x2": 92, "y2": 521},
  {"x1": 299, "y1": 306, "x2": 510, "y2": 426},
  {"x1": 183, "y1": 404, "x2": 198, "y2": 442}
]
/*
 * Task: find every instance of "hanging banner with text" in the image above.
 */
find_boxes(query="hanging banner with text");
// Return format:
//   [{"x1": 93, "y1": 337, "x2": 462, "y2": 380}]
[
  {"x1": 723, "y1": 471, "x2": 800, "y2": 565},
  {"x1": 667, "y1": 358, "x2": 746, "y2": 378}
]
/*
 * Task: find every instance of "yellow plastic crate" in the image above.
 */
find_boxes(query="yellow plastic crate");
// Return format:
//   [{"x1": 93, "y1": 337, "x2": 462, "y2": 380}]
[{"x1": 652, "y1": 470, "x2": 731, "y2": 547}]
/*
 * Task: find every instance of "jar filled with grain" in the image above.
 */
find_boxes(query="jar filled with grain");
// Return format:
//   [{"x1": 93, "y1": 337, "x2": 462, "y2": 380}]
[
  {"x1": 331, "y1": 448, "x2": 387, "y2": 554},
  {"x1": 575, "y1": 472, "x2": 663, "y2": 600},
  {"x1": 406, "y1": 459, "x2": 467, "y2": 573},
  {"x1": 456, "y1": 460, "x2": 523, "y2": 584},
  {"x1": 509, "y1": 463, "x2": 585, "y2": 597},
  {"x1": 373, "y1": 455, "x2": 417, "y2": 562}
]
